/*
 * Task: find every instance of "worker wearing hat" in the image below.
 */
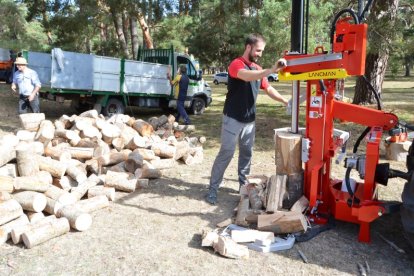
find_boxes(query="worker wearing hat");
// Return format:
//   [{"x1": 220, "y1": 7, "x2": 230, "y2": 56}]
[{"x1": 11, "y1": 57, "x2": 42, "y2": 113}]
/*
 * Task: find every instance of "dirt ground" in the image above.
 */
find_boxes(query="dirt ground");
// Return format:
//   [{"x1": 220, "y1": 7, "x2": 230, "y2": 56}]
[{"x1": 0, "y1": 83, "x2": 413, "y2": 275}]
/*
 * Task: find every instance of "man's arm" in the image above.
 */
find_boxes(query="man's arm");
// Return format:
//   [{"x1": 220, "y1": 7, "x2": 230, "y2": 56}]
[
  {"x1": 28, "y1": 71, "x2": 41, "y2": 101},
  {"x1": 264, "y1": 85, "x2": 289, "y2": 106},
  {"x1": 237, "y1": 58, "x2": 287, "y2": 82}
]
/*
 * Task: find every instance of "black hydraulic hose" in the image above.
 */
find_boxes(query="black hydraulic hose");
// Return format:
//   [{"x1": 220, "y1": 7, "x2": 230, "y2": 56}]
[
  {"x1": 330, "y1": 9, "x2": 359, "y2": 49},
  {"x1": 345, "y1": 166, "x2": 354, "y2": 197},
  {"x1": 304, "y1": 0, "x2": 310, "y2": 54},
  {"x1": 353, "y1": 126, "x2": 371, "y2": 154},
  {"x1": 362, "y1": 75, "x2": 382, "y2": 110}
]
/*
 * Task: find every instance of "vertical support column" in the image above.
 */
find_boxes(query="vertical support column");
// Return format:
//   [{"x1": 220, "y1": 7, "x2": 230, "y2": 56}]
[{"x1": 291, "y1": 81, "x2": 300, "y2": 134}]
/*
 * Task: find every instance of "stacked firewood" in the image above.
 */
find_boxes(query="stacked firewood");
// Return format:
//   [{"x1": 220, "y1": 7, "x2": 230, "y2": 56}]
[{"x1": 0, "y1": 110, "x2": 205, "y2": 248}]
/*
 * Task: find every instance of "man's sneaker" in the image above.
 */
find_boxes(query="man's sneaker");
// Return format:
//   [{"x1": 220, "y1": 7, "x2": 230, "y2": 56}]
[{"x1": 205, "y1": 189, "x2": 217, "y2": 205}]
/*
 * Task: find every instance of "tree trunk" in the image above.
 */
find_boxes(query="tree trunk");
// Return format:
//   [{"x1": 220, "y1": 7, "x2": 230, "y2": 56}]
[
  {"x1": 138, "y1": 15, "x2": 154, "y2": 49},
  {"x1": 129, "y1": 14, "x2": 139, "y2": 60},
  {"x1": 110, "y1": 5, "x2": 130, "y2": 57},
  {"x1": 353, "y1": 0, "x2": 399, "y2": 104},
  {"x1": 405, "y1": 55, "x2": 412, "y2": 77}
]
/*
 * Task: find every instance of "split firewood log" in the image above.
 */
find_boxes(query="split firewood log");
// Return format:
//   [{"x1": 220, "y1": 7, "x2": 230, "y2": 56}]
[
  {"x1": 56, "y1": 114, "x2": 73, "y2": 129},
  {"x1": 44, "y1": 145, "x2": 72, "y2": 161},
  {"x1": 22, "y1": 217, "x2": 70, "y2": 248},
  {"x1": 132, "y1": 119, "x2": 154, "y2": 137},
  {"x1": 126, "y1": 134, "x2": 147, "y2": 150},
  {"x1": 70, "y1": 174, "x2": 101, "y2": 201},
  {"x1": 98, "y1": 151, "x2": 129, "y2": 166},
  {"x1": 93, "y1": 141, "x2": 111, "y2": 158},
  {"x1": 74, "y1": 195, "x2": 109, "y2": 213},
  {"x1": 101, "y1": 123, "x2": 121, "y2": 144},
  {"x1": 79, "y1": 109, "x2": 99, "y2": 119},
  {"x1": 16, "y1": 130, "x2": 36, "y2": 141},
  {"x1": 64, "y1": 162, "x2": 88, "y2": 184},
  {"x1": 0, "y1": 191, "x2": 12, "y2": 202},
  {"x1": 174, "y1": 141, "x2": 191, "y2": 160},
  {"x1": 34, "y1": 120, "x2": 55, "y2": 144},
  {"x1": 14, "y1": 171, "x2": 52, "y2": 192},
  {"x1": 16, "y1": 145, "x2": 39, "y2": 176},
  {"x1": 56, "y1": 205, "x2": 92, "y2": 231},
  {"x1": 44, "y1": 185, "x2": 77, "y2": 206},
  {"x1": 149, "y1": 158, "x2": 177, "y2": 170},
  {"x1": 108, "y1": 161, "x2": 127, "y2": 173},
  {"x1": 0, "y1": 176, "x2": 14, "y2": 193},
  {"x1": 0, "y1": 215, "x2": 29, "y2": 245},
  {"x1": 44, "y1": 197, "x2": 63, "y2": 215},
  {"x1": 87, "y1": 186, "x2": 115, "y2": 201},
  {"x1": 0, "y1": 164, "x2": 17, "y2": 178},
  {"x1": 0, "y1": 134, "x2": 19, "y2": 147},
  {"x1": 213, "y1": 236, "x2": 249, "y2": 259},
  {"x1": 0, "y1": 143, "x2": 16, "y2": 168},
  {"x1": 53, "y1": 175, "x2": 77, "y2": 192},
  {"x1": 139, "y1": 161, "x2": 162, "y2": 179},
  {"x1": 85, "y1": 159, "x2": 100, "y2": 175},
  {"x1": 54, "y1": 129, "x2": 81, "y2": 146},
  {"x1": 0, "y1": 199, "x2": 24, "y2": 225},
  {"x1": 65, "y1": 147, "x2": 94, "y2": 160},
  {"x1": 104, "y1": 171, "x2": 136, "y2": 192},
  {"x1": 26, "y1": 211, "x2": 45, "y2": 223},
  {"x1": 12, "y1": 191, "x2": 47, "y2": 213},
  {"x1": 118, "y1": 124, "x2": 139, "y2": 147},
  {"x1": 11, "y1": 215, "x2": 57, "y2": 244},
  {"x1": 132, "y1": 148, "x2": 157, "y2": 161},
  {"x1": 19, "y1": 113, "x2": 45, "y2": 131},
  {"x1": 76, "y1": 138, "x2": 99, "y2": 148},
  {"x1": 37, "y1": 156, "x2": 67, "y2": 178},
  {"x1": 151, "y1": 142, "x2": 176, "y2": 158},
  {"x1": 80, "y1": 125, "x2": 102, "y2": 140},
  {"x1": 125, "y1": 151, "x2": 144, "y2": 173}
]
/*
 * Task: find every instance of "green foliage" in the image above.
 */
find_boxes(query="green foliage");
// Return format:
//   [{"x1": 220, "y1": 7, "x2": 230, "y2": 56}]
[
  {"x1": 0, "y1": 0, "x2": 49, "y2": 51},
  {"x1": 152, "y1": 15, "x2": 194, "y2": 52}
]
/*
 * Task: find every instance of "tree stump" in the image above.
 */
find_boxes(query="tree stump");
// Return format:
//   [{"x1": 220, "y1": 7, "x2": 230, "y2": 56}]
[{"x1": 274, "y1": 131, "x2": 302, "y2": 174}]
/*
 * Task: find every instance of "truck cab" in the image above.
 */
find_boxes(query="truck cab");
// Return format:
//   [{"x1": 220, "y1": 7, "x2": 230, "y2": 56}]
[{"x1": 137, "y1": 47, "x2": 212, "y2": 115}]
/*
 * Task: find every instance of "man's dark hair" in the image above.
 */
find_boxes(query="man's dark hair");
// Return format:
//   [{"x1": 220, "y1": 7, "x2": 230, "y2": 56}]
[
  {"x1": 245, "y1": 33, "x2": 266, "y2": 47},
  {"x1": 179, "y1": 64, "x2": 187, "y2": 74}
]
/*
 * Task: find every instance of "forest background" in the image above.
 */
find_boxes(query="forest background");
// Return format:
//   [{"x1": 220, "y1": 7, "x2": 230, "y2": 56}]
[{"x1": 0, "y1": 0, "x2": 413, "y2": 103}]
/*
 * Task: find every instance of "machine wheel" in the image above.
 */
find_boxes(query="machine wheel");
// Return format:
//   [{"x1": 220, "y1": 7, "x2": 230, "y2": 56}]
[
  {"x1": 213, "y1": 79, "x2": 219, "y2": 85},
  {"x1": 102, "y1": 98, "x2": 125, "y2": 116},
  {"x1": 191, "y1": 97, "x2": 206, "y2": 115},
  {"x1": 401, "y1": 172, "x2": 414, "y2": 249},
  {"x1": 268, "y1": 76, "x2": 275, "y2": 82}
]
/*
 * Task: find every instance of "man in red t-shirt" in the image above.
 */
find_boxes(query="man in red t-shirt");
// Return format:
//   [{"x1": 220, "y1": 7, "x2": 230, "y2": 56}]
[{"x1": 206, "y1": 33, "x2": 288, "y2": 205}]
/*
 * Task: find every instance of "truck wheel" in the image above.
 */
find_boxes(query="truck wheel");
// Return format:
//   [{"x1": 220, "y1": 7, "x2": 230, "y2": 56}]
[
  {"x1": 401, "y1": 170, "x2": 414, "y2": 249},
  {"x1": 103, "y1": 98, "x2": 125, "y2": 116},
  {"x1": 213, "y1": 80, "x2": 219, "y2": 85},
  {"x1": 191, "y1": 97, "x2": 205, "y2": 115}
]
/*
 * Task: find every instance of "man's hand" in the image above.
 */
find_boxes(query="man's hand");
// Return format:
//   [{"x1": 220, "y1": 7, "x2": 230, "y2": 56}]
[
  {"x1": 11, "y1": 84, "x2": 16, "y2": 93},
  {"x1": 28, "y1": 94, "x2": 35, "y2": 102},
  {"x1": 272, "y1": 58, "x2": 287, "y2": 73}
]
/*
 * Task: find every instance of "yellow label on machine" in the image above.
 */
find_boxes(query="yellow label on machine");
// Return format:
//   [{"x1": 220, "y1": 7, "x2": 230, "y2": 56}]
[
  {"x1": 278, "y1": 68, "x2": 349, "y2": 81},
  {"x1": 311, "y1": 84, "x2": 317, "y2": 96}
]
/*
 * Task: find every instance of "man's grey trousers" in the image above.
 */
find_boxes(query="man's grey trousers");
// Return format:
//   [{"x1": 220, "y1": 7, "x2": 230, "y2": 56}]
[{"x1": 209, "y1": 115, "x2": 256, "y2": 192}]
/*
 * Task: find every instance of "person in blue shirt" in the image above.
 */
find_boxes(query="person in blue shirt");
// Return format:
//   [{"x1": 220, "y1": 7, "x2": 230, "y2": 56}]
[
  {"x1": 167, "y1": 64, "x2": 191, "y2": 125},
  {"x1": 11, "y1": 57, "x2": 42, "y2": 114}
]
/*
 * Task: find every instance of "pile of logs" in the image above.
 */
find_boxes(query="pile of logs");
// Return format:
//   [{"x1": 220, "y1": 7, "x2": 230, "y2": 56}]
[{"x1": 0, "y1": 110, "x2": 205, "y2": 248}]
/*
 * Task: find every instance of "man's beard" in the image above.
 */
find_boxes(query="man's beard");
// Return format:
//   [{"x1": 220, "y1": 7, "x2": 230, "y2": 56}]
[{"x1": 248, "y1": 50, "x2": 258, "y2": 63}]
